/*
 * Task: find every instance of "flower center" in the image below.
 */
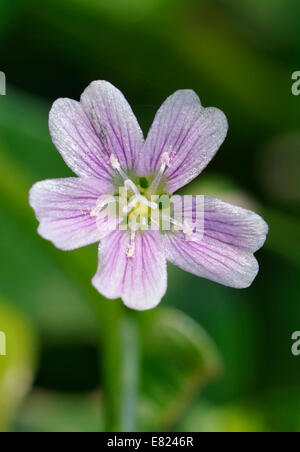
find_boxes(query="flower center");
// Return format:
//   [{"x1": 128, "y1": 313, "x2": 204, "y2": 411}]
[
  {"x1": 90, "y1": 153, "x2": 194, "y2": 258},
  {"x1": 118, "y1": 178, "x2": 161, "y2": 232}
]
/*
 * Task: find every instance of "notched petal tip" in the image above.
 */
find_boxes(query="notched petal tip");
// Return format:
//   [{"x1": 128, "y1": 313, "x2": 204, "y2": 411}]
[
  {"x1": 168, "y1": 88, "x2": 202, "y2": 104},
  {"x1": 138, "y1": 90, "x2": 229, "y2": 193},
  {"x1": 82, "y1": 79, "x2": 116, "y2": 92},
  {"x1": 203, "y1": 106, "x2": 229, "y2": 146},
  {"x1": 80, "y1": 80, "x2": 144, "y2": 172}
]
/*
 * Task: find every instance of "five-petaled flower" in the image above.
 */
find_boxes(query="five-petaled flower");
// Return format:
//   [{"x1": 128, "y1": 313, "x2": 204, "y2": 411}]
[{"x1": 29, "y1": 81, "x2": 268, "y2": 310}]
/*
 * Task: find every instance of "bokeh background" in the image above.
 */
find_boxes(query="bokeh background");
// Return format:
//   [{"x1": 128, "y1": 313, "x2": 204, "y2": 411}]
[{"x1": 0, "y1": 0, "x2": 300, "y2": 432}]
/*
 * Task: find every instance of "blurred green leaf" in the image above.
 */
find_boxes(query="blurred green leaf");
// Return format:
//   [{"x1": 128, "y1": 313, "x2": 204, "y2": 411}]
[
  {"x1": 0, "y1": 88, "x2": 68, "y2": 181},
  {"x1": 223, "y1": 0, "x2": 300, "y2": 49},
  {"x1": 74, "y1": 0, "x2": 173, "y2": 22},
  {"x1": 165, "y1": 267, "x2": 260, "y2": 403},
  {"x1": 18, "y1": 0, "x2": 299, "y2": 132},
  {"x1": 259, "y1": 133, "x2": 300, "y2": 207},
  {"x1": 263, "y1": 207, "x2": 300, "y2": 269},
  {"x1": 163, "y1": 0, "x2": 297, "y2": 130},
  {"x1": 138, "y1": 307, "x2": 222, "y2": 431},
  {"x1": 0, "y1": 199, "x2": 98, "y2": 342},
  {"x1": 0, "y1": 0, "x2": 23, "y2": 35},
  {"x1": 15, "y1": 390, "x2": 102, "y2": 432},
  {"x1": 263, "y1": 387, "x2": 300, "y2": 432},
  {"x1": 0, "y1": 298, "x2": 37, "y2": 432},
  {"x1": 178, "y1": 401, "x2": 265, "y2": 432}
]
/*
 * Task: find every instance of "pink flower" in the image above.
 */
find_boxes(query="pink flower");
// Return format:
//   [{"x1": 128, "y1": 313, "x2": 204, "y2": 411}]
[{"x1": 29, "y1": 81, "x2": 268, "y2": 310}]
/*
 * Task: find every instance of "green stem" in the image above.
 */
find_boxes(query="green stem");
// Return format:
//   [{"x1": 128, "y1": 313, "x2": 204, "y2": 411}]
[
  {"x1": 120, "y1": 309, "x2": 139, "y2": 432},
  {"x1": 99, "y1": 300, "x2": 140, "y2": 432}
]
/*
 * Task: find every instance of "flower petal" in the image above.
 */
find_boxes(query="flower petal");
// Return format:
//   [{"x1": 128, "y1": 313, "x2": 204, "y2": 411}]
[
  {"x1": 203, "y1": 196, "x2": 268, "y2": 252},
  {"x1": 92, "y1": 230, "x2": 167, "y2": 310},
  {"x1": 81, "y1": 81, "x2": 144, "y2": 172},
  {"x1": 49, "y1": 98, "x2": 114, "y2": 179},
  {"x1": 29, "y1": 177, "x2": 114, "y2": 250},
  {"x1": 171, "y1": 195, "x2": 268, "y2": 252},
  {"x1": 165, "y1": 233, "x2": 259, "y2": 289},
  {"x1": 164, "y1": 196, "x2": 268, "y2": 288},
  {"x1": 138, "y1": 90, "x2": 228, "y2": 193}
]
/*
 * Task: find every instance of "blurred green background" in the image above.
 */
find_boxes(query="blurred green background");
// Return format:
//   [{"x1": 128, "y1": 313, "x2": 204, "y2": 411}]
[{"x1": 0, "y1": 0, "x2": 300, "y2": 432}]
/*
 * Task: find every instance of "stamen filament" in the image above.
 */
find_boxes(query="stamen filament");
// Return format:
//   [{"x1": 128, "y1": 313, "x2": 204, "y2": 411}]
[
  {"x1": 90, "y1": 196, "x2": 116, "y2": 217},
  {"x1": 110, "y1": 154, "x2": 128, "y2": 181},
  {"x1": 123, "y1": 197, "x2": 139, "y2": 214},
  {"x1": 161, "y1": 214, "x2": 193, "y2": 235},
  {"x1": 149, "y1": 152, "x2": 170, "y2": 193},
  {"x1": 124, "y1": 179, "x2": 140, "y2": 196}
]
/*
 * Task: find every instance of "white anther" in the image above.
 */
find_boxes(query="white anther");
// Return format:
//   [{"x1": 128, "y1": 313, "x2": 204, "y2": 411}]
[
  {"x1": 161, "y1": 152, "x2": 171, "y2": 167},
  {"x1": 141, "y1": 217, "x2": 148, "y2": 227},
  {"x1": 183, "y1": 222, "x2": 193, "y2": 235},
  {"x1": 110, "y1": 154, "x2": 120, "y2": 170},
  {"x1": 126, "y1": 243, "x2": 135, "y2": 258},
  {"x1": 110, "y1": 154, "x2": 128, "y2": 180},
  {"x1": 126, "y1": 232, "x2": 136, "y2": 258}
]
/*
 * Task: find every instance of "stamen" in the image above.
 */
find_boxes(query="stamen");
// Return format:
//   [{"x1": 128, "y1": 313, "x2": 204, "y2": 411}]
[
  {"x1": 123, "y1": 196, "x2": 139, "y2": 214},
  {"x1": 182, "y1": 222, "x2": 193, "y2": 236},
  {"x1": 142, "y1": 196, "x2": 158, "y2": 211},
  {"x1": 110, "y1": 154, "x2": 120, "y2": 170},
  {"x1": 161, "y1": 152, "x2": 171, "y2": 167},
  {"x1": 124, "y1": 179, "x2": 140, "y2": 196},
  {"x1": 149, "y1": 152, "x2": 171, "y2": 193},
  {"x1": 90, "y1": 196, "x2": 116, "y2": 217},
  {"x1": 109, "y1": 154, "x2": 128, "y2": 180},
  {"x1": 122, "y1": 195, "x2": 158, "y2": 215},
  {"x1": 126, "y1": 231, "x2": 136, "y2": 258},
  {"x1": 162, "y1": 214, "x2": 193, "y2": 235}
]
